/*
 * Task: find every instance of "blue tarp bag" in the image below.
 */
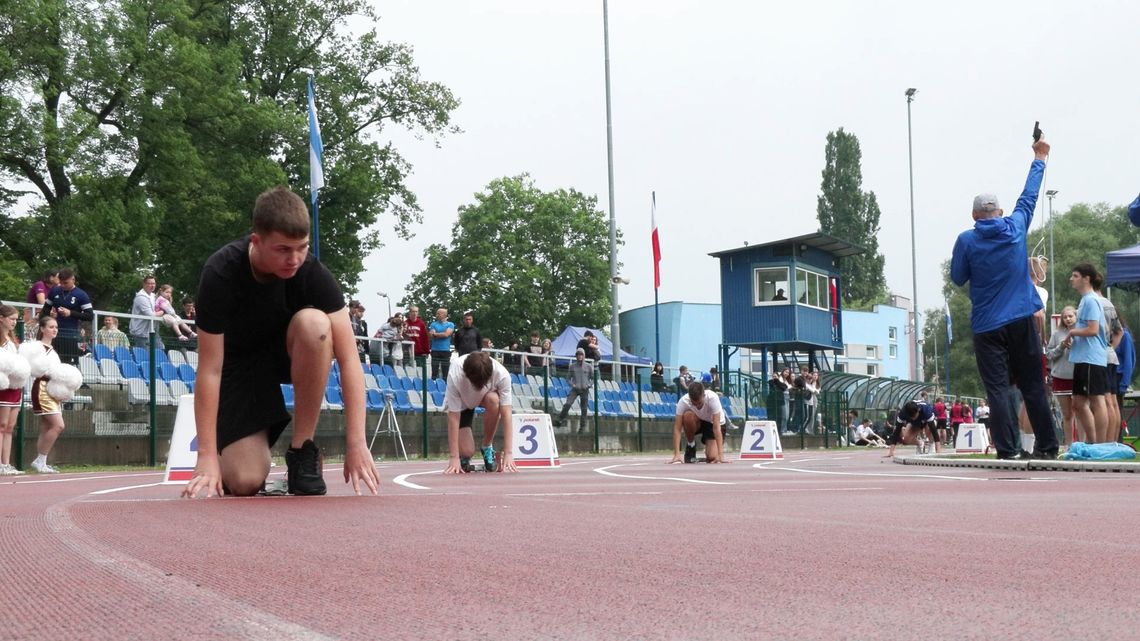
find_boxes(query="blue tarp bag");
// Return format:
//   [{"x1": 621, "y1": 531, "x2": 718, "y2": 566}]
[{"x1": 1060, "y1": 441, "x2": 1137, "y2": 461}]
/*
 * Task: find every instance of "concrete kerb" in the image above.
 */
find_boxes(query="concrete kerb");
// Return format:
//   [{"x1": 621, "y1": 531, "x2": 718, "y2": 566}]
[{"x1": 893, "y1": 453, "x2": 1140, "y2": 473}]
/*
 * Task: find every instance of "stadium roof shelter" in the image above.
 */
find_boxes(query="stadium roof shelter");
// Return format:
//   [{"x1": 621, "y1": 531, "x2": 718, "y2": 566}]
[
  {"x1": 550, "y1": 326, "x2": 652, "y2": 365},
  {"x1": 820, "y1": 372, "x2": 930, "y2": 412}
]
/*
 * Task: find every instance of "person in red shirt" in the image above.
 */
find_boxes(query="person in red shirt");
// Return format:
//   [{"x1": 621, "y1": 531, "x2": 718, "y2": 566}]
[
  {"x1": 933, "y1": 397, "x2": 948, "y2": 446},
  {"x1": 402, "y1": 305, "x2": 430, "y2": 366}
]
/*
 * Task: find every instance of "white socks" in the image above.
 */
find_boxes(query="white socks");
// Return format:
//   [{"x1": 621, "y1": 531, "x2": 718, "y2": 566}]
[{"x1": 1021, "y1": 433, "x2": 1036, "y2": 453}]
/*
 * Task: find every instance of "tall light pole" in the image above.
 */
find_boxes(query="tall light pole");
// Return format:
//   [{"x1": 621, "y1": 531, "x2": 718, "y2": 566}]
[
  {"x1": 905, "y1": 87, "x2": 920, "y2": 381},
  {"x1": 602, "y1": 0, "x2": 621, "y2": 381},
  {"x1": 376, "y1": 292, "x2": 391, "y2": 319},
  {"x1": 1046, "y1": 189, "x2": 1058, "y2": 318}
]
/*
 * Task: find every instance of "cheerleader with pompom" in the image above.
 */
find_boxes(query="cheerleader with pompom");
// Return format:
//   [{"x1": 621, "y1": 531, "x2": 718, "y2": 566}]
[
  {"x1": 20, "y1": 316, "x2": 66, "y2": 473},
  {"x1": 0, "y1": 305, "x2": 29, "y2": 475}
]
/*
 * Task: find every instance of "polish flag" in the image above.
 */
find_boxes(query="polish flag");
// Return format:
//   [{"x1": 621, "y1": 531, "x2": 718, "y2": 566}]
[{"x1": 651, "y1": 192, "x2": 661, "y2": 289}]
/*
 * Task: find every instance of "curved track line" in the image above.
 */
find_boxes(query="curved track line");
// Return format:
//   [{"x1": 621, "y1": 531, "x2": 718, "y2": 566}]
[
  {"x1": 44, "y1": 501, "x2": 336, "y2": 640},
  {"x1": 393, "y1": 469, "x2": 441, "y2": 490},
  {"x1": 89, "y1": 482, "x2": 165, "y2": 495},
  {"x1": 752, "y1": 463, "x2": 986, "y2": 481},
  {"x1": 594, "y1": 463, "x2": 735, "y2": 485}
]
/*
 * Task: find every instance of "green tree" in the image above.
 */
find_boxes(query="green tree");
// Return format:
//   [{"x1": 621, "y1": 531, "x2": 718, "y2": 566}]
[
  {"x1": 0, "y1": 0, "x2": 458, "y2": 309},
  {"x1": 816, "y1": 128, "x2": 888, "y2": 309},
  {"x1": 403, "y1": 175, "x2": 617, "y2": 346},
  {"x1": 924, "y1": 201, "x2": 1140, "y2": 396}
]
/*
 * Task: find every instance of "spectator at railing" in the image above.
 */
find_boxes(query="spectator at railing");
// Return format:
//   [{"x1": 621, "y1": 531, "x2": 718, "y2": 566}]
[
  {"x1": 674, "y1": 365, "x2": 693, "y2": 396},
  {"x1": 650, "y1": 362, "x2": 668, "y2": 393},
  {"x1": 348, "y1": 300, "x2": 368, "y2": 362},
  {"x1": 157, "y1": 284, "x2": 198, "y2": 342},
  {"x1": 428, "y1": 308, "x2": 455, "y2": 379},
  {"x1": 453, "y1": 311, "x2": 483, "y2": 357},
  {"x1": 129, "y1": 275, "x2": 163, "y2": 350},
  {"x1": 403, "y1": 305, "x2": 429, "y2": 365},
  {"x1": 374, "y1": 313, "x2": 405, "y2": 367},
  {"x1": 523, "y1": 331, "x2": 545, "y2": 375},
  {"x1": 24, "y1": 268, "x2": 58, "y2": 332},
  {"x1": 502, "y1": 338, "x2": 524, "y2": 374},
  {"x1": 43, "y1": 268, "x2": 94, "y2": 365},
  {"x1": 96, "y1": 316, "x2": 130, "y2": 350}
]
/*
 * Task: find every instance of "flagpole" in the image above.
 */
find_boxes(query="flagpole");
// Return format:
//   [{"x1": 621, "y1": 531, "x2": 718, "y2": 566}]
[
  {"x1": 307, "y1": 76, "x2": 325, "y2": 261},
  {"x1": 652, "y1": 191, "x2": 660, "y2": 364}
]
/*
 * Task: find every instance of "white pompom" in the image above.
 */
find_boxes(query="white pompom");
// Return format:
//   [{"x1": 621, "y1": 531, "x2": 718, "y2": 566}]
[
  {"x1": 7, "y1": 355, "x2": 30, "y2": 389},
  {"x1": 18, "y1": 342, "x2": 51, "y2": 379},
  {"x1": 0, "y1": 372, "x2": 8, "y2": 390},
  {"x1": 45, "y1": 363, "x2": 82, "y2": 401}
]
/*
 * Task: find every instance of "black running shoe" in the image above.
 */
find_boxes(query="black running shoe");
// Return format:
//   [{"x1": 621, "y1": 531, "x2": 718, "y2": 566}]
[
  {"x1": 683, "y1": 444, "x2": 696, "y2": 464},
  {"x1": 286, "y1": 440, "x2": 327, "y2": 495},
  {"x1": 460, "y1": 456, "x2": 473, "y2": 473}
]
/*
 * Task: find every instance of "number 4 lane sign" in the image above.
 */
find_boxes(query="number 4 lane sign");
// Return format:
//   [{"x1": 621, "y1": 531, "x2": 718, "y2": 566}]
[
  {"x1": 739, "y1": 420, "x2": 783, "y2": 460},
  {"x1": 511, "y1": 413, "x2": 560, "y2": 468}
]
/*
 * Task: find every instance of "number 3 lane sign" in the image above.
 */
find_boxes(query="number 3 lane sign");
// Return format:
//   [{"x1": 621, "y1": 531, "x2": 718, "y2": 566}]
[{"x1": 511, "y1": 413, "x2": 561, "y2": 468}]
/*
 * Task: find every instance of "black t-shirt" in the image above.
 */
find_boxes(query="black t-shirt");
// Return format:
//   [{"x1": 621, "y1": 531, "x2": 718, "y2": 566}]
[{"x1": 196, "y1": 236, "x2": 345, "y2": 356}]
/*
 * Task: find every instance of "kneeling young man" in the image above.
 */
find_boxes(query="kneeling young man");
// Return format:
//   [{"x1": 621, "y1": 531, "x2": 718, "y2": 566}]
[
  {"x1": 443, "y1": 351, "x2": 519, "y2": 474},
  {"x1": 668, "y1": 382, "x2": 728, "y2": 464},
  {"x1": 885, "y1": 400, "x2": 937, "y2": 457},
  {"x1": 182, "y1": 187, "x2": 379, "y2": 498}
]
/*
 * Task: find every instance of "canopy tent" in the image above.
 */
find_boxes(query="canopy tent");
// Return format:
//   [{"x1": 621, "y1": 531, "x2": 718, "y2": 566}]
[
  {"x1": 1105, "y1": 243, "x2": 1140, "y2": 292},
  {"x1": 550, "y1": 326, "x2": 653, "y2": 365}
]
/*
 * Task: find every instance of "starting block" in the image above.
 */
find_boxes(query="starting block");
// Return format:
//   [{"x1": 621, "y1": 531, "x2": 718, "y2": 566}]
[
  {"x1": 163, "y1": 394, "x2": 197, "y2": 483},
  {"x1": 954, "y1": 422, "x2": 990, "y2": 454},
  {"x1": 511, "y1": 413, "x2": 560, "y2": 468},
  {"x1": 739, "y1": 420, "x2": 783, "y2": 460}
]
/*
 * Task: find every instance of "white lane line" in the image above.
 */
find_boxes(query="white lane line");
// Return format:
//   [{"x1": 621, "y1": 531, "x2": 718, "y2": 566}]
[
  {"x1": 393, "y1": 469, "x2": 442, "y2": 490},
  {"x1": 507, "y1": 491, "x2": 664, "y2": 497},
  {"x1": 594, "y1": 463, "x2": 735, "y2": 485},
  {"x1": 10, "y1": 472, "x2": 164, "y2": 485},
  {"x1": 752, "y1": 463, "x2": 987, "y2": 481},
  {"x1": 749, "y1": 486, "x2": 885, "y2": 493},
  {"x1": 89, "y1": 483, "x2": 166, "y2": 495}
]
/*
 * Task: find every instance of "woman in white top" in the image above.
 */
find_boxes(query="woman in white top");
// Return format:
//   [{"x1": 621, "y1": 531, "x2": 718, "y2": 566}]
[
  {"x1": 28, "y1": 316, "x2": 64, "y2": 473},
  {"x1": 0, "y1": 305, "x2": 25, "y2": 475},
  {"x1": 1045, "y1": 306, "x2": 1078, "y2": 443}
]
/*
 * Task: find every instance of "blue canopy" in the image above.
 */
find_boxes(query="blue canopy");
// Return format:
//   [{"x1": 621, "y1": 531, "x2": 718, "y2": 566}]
[
  {"x1": 550, "y1": 326, "x2": 653, "y2": 365},
  {"x1": 1105, "y1": 243, "x2": 1140, "y2": 292}
]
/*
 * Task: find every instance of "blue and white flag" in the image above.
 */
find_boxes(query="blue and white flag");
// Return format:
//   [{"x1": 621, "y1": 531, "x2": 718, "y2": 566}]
[
  {"x1": 307, "y1": 77, "x2": 324, "y2": 205},
  {"x1": 944, "y1": 301, "x2": 952, "y2": 344}
]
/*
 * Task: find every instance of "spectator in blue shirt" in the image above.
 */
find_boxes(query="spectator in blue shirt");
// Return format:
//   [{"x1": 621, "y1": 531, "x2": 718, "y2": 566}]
[
  {"x1": 41, "y1": 268, "x2": 94, "y2": 365},
  {"x1": 428, "y1": 307, "x2": 455, "y2": 380},
  {"x1": 949, "y1": 136, "x2": 1058, "y2": 460}
]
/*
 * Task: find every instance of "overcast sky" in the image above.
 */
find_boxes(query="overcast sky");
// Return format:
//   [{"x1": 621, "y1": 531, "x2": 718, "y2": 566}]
[{"x1": 354, "y1": 0, "x2": 1139, "y2": 331}]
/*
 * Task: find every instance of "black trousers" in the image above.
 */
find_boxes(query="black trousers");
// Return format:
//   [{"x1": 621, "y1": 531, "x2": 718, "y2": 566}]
[{"x1": 973, "y1": 316, "x2": 1058, "y2": 457}]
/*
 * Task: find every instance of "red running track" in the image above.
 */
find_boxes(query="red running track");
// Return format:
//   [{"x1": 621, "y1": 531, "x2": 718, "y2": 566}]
[{"x1": 2, "y1": 450, "x2": 1139, "y2": 640}]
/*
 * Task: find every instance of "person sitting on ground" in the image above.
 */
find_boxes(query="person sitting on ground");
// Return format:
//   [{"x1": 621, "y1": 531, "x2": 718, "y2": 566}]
[
  {"x1": 854, "y1": 419, "x2": 887, "y2": 447},
  {"x1": 884, "y1": 400, "x2": 936, "y2": 458},
  {"x1": 668, "y1": 382, "x2": 728, "y2": 464},
  {"x1": 442, "y1": 351, "x2": 518, "y2": 474},
  {"x1": 181, "y1": 186, "x2": 379, "y2": 498}
]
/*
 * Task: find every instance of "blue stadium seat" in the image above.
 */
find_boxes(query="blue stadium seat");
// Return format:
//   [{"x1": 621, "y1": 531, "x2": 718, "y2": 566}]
[
  {"x1": 119, "y1": 361, "x2": 141, "y2": 380},
  {"x1": 411, "y1": 377, "x2": 424, "y2": 392},
  {"x1": 431, "y1": 390, "x2": 445, "y2": 408},
  {"x1": 376, "y1": 374, "x2": 392, "y2": 391},
  {"x1": 393, "y1": 389, "x2": 413, "y2": 412},
  {"x1": 178, "y1": 363, "x2": 196, "y2": 383},
  {"x1": 114, "y1": 346, "x2": 133, "y2": 364},
  {"x1": 399, "y1": 377, "x2": 415, "y2": 391},
  {"x1": 153, "y1": 349, "x2": 170, "y2": 365},
  {"x1": 381, "y1": 364, "x2": 396, "y2": 379},
  {"x1": 366, "y1": 389, "x2": 384, "y2": 411},
  {"x1": 325, "y1": 387, "x2": 343, "y2": 408},
  {"x1": 281, "y1": 384, "x2": 294, "y2": 410},
  {"x1": 370, "y1": 363, "x2": 384, "y2": 378},
  {"x1": 132, "y1": 346, "x2": 150, "y2": 363},
  {"x1": 93, "y1": 344, "x2": 113, "y2": 362},
  {"x1": 158, "y1": 362, "x2": 178, "y2": 382}
]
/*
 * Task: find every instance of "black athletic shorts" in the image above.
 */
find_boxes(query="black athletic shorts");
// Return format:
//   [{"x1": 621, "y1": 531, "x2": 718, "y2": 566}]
[
  {"x1": 698, "y1": 419, "x2": 719, "y2": 444},
  {"x1": 459, "y1": 409, "x2": 475, "y2": 429},
  {"x1": 1072, "y1": 362, "x2": 1109, "y2": 397},
  {"x1": 217, "y1": 338, "x2": 292, "y2": 452}
]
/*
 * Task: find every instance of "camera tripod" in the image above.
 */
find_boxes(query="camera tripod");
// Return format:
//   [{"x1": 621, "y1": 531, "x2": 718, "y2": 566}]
[{"x1": 369, "y1": 391, "x2": 408, "y2": 461}]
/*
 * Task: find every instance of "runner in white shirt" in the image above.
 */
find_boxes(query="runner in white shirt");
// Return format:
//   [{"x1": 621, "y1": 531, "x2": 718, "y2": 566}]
[
  {"x1": 668, "y1": 382, "x2": 728, "y2": 464},
  {"x1": 443, "y1": 352, "x2": 518, "y2": 474}
]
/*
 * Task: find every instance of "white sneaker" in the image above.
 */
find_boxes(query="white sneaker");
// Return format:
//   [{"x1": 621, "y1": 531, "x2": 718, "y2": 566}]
[
  {"x1": 30, "y1": 460, "x2": 59, "y2": 474},
  {"x1": 0, "y1": 464, "x2": 13, "y2": 475}
]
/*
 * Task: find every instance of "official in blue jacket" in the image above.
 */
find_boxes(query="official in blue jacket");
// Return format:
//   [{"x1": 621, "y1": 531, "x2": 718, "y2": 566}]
[
  {"x1": 1115, "y1": 325, "x2": 1134, "y2": 418},
  {"x1": 950, "y1": 136, "x2": 1059, "y2": 460}
]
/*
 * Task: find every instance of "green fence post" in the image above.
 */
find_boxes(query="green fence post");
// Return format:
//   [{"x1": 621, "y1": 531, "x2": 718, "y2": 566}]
[
  {"x1": 593, "y1": 362, "x2": 600, "y2": 453},
  {"x1": 636, "y1": 377, "x2": 643, "y2": 453},
  {"x1": 148, "y1": 332, "x2": 157, "y2": 466},
  {"x1": 13, "y1": 319, "x2": 24, "y2": 471},
  {"x1": 421, "y1": 354, "x2": 429, "y2": 458}
]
